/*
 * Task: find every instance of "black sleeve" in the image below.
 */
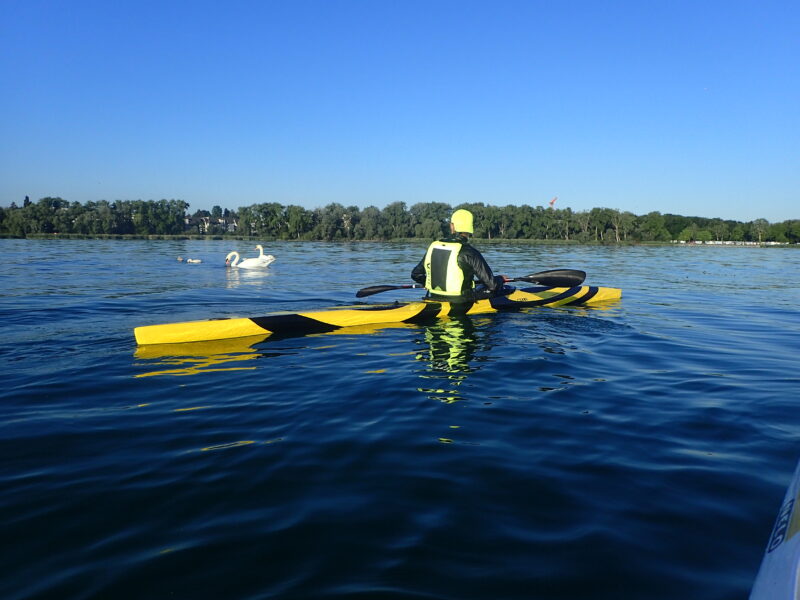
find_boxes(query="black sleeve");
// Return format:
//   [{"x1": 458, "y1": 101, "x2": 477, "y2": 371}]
[
  {"x1": 411, "y1": 256, "x2": 427, "y2": 284},
  {"x1": 459, "y1": 246, "x2": 497, "y2": 291}
]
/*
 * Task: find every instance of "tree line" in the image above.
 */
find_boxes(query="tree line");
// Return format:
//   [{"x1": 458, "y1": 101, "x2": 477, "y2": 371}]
[{"x1": 2, "y1": 196, "x2": 798, "y2": 244}]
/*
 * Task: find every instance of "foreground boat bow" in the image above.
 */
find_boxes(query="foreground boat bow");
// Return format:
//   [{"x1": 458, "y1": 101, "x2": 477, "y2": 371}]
[{"x1": 750, "y1": 456, "x2": 800, "y2": 598}]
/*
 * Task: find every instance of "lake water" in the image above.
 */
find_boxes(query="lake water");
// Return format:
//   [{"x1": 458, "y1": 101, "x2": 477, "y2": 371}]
[{"x1": 2, "y1": 239, "x2": 799, "y2": 600}]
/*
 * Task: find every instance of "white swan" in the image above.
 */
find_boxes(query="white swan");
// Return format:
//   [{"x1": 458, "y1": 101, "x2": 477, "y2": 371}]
[
  {"x1": 225, "y1": 247, "x2": 275, "y2": 269},
  {"x1": 254, "y1": 245, "x2": 276, "y2": 266},
  {"x1": 225, "y1": 251, "x2": 260, "y2": 269}
]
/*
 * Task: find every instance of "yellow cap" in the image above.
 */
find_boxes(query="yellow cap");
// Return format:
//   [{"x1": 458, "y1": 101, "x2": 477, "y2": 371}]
[{"x1": 450, "y1": 209, "x2": 474, "y2": 234}]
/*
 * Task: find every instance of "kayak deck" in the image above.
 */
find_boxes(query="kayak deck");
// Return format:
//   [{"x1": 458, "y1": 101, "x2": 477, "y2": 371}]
[
  {"x1": 134, "y1": 285, "x2": 622, "y2": 346},
  {"x1": 750, "y1": 456, "x2": 800, "y2": 598}
]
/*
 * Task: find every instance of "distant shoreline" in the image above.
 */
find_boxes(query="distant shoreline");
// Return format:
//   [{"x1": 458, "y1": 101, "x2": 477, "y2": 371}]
[{"x1": 2, "y1": 233, "x2": 796, "y2": 247}]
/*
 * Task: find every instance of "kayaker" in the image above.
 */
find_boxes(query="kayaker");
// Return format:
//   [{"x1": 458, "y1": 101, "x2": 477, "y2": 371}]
[{"x1": 411, "y1": 209, "x2": 505, "y2": 301}]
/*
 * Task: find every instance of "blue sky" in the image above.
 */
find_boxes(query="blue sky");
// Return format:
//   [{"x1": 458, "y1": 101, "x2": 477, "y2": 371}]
[{"x1": 1, "y1": 0, "x2": 797, "y2": 223}]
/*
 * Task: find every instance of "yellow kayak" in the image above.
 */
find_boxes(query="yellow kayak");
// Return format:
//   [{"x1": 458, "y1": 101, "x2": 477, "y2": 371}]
[{"x1": 134, "y1": 284, "x2": 622, "y2": 346}]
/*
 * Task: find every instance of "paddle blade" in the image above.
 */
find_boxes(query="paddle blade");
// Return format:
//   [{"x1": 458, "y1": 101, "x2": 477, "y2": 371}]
[
  {"x1": 515, "y1": 269, "x2": 586, "y2": 287},
  {"x1": 355, "y1": 284, "x2": 407, "y2": 298}
]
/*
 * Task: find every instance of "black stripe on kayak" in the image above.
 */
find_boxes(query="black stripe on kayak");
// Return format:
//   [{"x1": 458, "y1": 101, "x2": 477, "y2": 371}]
[
  {"x1": 564, "y1": 286, "x2": 599, "y2": 305},
  {"x1": 495, "y1": 286, "x2": 583, "y2": 308},
  {"x1": 250, "y1": 314, "x2": 341, "y2": 335},
  {"x1": 404, "y1": 302, "x2": 445, "y2": 323}
]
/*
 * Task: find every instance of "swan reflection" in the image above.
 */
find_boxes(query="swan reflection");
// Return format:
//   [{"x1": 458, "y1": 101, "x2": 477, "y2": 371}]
[{"x1": 225, "y1": 266, "x2": 275, "y2": 288}]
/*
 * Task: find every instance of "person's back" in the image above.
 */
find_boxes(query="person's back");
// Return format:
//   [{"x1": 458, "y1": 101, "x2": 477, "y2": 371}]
[{"x1": 411, "y1": 209, "x2": 504, "y2": 301}]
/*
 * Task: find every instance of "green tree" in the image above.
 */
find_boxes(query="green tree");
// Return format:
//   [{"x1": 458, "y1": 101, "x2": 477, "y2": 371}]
[
  {"x1": 696, "y1": 229, "x2": 713, "y2": 242},
  {"x1": 512, "y1": 204, "x2": 537, "y2": 239},
  {"x1": 707, "y1": 219, "x2": 727, "y2": 241},
  {"x1": 782, "y1": 220, "x2": 800, "y2": 244},
  {"x1": 382, "y1": 201, "x2": 412, "y2": 238},
  {"x1": 3, "y1": 206, "x2": 29, "y2": 236},
  {"x1": 589, "y1": 207, "x2": 615, "y2": 241},
  {"x1": 663, "y1": 214, "x2": 692, "y2": 239},
  {"x1": 554, "y1": 207, "x2": 574, "y2": 240},
  {"x1": 354, "y1": 206, "x2": 384, "y2": 240},
  {"x1": 409, "y1": 202, "x2": 450, "y2": 239},
  {"x1": 130, "y1": 200, "x2": 150, "y2": 234},
  {"x1": 678, "y1": 222, "x2": 700, "y2": 241},
  {"x1": 285, "y1": 205, "x2": 311, "y2": 239},
  {"x1": 250, "y1": 202, "x2": 286, "y2": 237},
  {"x1": 313, "y1": 203, "x2": 347, "y2": 240},
  {"x1": 237, "y1": 206, "x2": 255, "y2": 236},
  {"x1": 750, "y1": 218, "x2": 769, "y2": 243},
  {"x1": 26, "y1": 197, "x2": 68, "y2": 233},
  {"x1": 637, "y1": 211, "x2": 670, "y2": 241},
  {"x1": 609, "y1": 209, "x2": 636, "y2": 242},
  {"x1": 573, "y1": 210, "x2": 592, "y2": 242},
  {"x1": 342, "y1": 205, "x2": 361, "y2": 239}
]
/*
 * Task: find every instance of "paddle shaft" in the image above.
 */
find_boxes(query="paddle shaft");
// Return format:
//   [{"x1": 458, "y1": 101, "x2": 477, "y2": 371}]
[
  {"x1": 356, "y1": 283, "x2": 424, "y2": 298},
  {"x1": 356, "y1": 269, "x2": 586, "y2": 298}
]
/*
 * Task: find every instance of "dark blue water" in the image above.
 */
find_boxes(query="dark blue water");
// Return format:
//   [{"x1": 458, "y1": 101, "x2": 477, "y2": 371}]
[{"x1": 2, "y1": 239, "x2": 799, "y2": 599}]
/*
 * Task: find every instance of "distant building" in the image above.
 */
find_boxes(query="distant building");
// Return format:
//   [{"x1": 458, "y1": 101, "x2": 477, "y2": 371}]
[{"x1": 184, "y1": 215, "x2": 237, "y2": 234}]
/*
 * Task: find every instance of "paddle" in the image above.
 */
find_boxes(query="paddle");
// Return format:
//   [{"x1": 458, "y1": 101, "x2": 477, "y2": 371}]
[
  {"x1": 355, "y1": 269, "x2": 586, "y2": 298},
  {"x1": 504, "y1": 269, "x2": 586, "y2": 287},
  {"x1": 356, "y1": 283, "x2": 424, "y2": 298}
]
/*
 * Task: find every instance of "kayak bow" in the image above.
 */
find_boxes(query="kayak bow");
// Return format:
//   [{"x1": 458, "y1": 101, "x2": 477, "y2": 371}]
[
  {"x1": 750, "y1": 457, "x2": 800, "y2": 598},
  {"x1": 133, "y1": 284, "x2": 622, "y2": 346}
]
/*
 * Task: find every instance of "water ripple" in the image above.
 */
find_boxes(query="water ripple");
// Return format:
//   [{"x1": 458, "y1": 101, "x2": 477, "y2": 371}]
[{"x1": 1, "y1": 240, "x2": 799, "y2": 599}]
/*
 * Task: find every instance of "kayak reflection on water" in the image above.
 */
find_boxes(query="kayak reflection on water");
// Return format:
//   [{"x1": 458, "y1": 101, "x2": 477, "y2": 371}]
[{"x1": 133, "y1": 335, "x2": 277, "y2": 377}]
